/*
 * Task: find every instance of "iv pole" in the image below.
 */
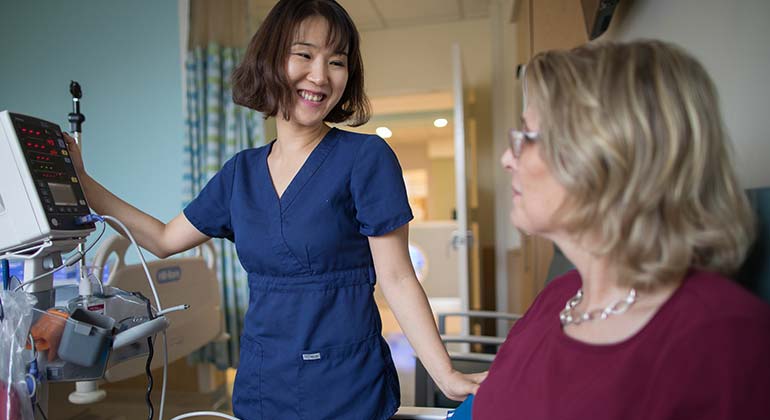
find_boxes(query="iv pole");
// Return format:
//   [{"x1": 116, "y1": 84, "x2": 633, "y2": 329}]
[
  {"x1": 68, "y1": 81, "x2": 87, "y2": 289},
  {"x1": 66, "y1": 81, "x2": 107, "y2": 405}
]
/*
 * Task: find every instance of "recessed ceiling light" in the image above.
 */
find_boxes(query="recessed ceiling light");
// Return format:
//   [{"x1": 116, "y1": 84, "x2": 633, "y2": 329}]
[
  {"x1": 376, "y1": 126, "x2": 393, "y2": 139},
  {"x1": 433, "y1": 118, "x2": 448, "y2": 128}
]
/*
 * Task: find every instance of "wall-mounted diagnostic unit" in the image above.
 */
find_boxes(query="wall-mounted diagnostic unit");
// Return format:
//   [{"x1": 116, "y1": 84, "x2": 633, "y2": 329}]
[{"x1": 0, "y1": 111, "x2": 94, "y2": 253}]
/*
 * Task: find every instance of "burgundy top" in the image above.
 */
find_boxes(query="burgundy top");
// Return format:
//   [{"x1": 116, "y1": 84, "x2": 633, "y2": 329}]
[{"x1": 473, "y1": 270, "x2": 770, "y2": 420}]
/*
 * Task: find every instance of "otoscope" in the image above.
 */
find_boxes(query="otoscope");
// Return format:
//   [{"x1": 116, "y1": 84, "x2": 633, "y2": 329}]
[{"x1": 68, "y1": 81, "x2": 85, "y2": 136}]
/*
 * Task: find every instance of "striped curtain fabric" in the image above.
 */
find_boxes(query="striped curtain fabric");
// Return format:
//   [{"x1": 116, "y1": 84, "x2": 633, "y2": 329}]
[{"x1": 183, "y1": 43, "x2": 265, "y2": 369}]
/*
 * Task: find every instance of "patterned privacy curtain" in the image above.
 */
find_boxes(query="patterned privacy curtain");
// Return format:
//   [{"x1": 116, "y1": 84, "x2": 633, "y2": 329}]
[{"x1": 183, "y1": 44, "x2": 265, "y2": 369}]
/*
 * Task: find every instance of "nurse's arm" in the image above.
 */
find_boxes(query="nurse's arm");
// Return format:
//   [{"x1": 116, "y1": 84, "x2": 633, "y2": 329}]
[
  {"x1": 62, "y1": 132, "x2": 208, "y2": 258},
  {"x1": 80, "y1": 173, "x2": 210, "y2": 258},
  {"x1": 370, "y1": 225, "x2": 487, "y2": 401}
]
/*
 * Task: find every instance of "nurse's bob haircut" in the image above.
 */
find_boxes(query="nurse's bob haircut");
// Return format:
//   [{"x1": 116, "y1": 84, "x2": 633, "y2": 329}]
[{"x1": 232, "y1": 0, "x2": 371, "y2": 126}]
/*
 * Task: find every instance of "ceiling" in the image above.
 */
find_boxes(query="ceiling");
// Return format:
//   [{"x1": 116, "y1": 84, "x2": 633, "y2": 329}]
[
  {"x1": 342, "y1": 91, "x2": 455, "y2": 146},
  {"x1": 249, "y1": 0, "x2": 491, "y2": 31},
  {"x1": 350, "y1": 82, "x2": 453, "y2": 146}
]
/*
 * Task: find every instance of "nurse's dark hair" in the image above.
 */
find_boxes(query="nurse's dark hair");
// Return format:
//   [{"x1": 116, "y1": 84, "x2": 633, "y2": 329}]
[{"x1": 232, "y1": 0, "x2": 370, "y2": 126}]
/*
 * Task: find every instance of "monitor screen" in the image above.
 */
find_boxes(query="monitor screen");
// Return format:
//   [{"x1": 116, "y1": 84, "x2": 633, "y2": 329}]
[{"x1": 48, "y1": 182, "x2": 78, "y2": 206}]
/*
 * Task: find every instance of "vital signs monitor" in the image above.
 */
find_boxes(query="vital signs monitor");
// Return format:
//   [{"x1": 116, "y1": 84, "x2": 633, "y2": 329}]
[{"x1": 0, "y1": 111, "x2": 94, "y2": 253}]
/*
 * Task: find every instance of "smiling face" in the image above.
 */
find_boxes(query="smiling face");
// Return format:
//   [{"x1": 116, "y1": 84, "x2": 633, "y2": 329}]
[
  {"x1": 500, "y1": 103, "x2": 568, "y2": 237},
  {"x1": 283, "y1": 16, "x2": 349, "y2": 129}
]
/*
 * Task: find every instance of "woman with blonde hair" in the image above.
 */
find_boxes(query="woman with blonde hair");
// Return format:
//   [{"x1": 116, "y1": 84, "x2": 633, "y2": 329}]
[{"x1": 473, "y1": 40, "x2": 770, "y2": 419}]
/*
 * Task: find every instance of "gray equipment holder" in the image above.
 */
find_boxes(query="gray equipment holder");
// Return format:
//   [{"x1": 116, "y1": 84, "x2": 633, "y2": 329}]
[{"x1": 58, "y1": 308, "x2": 115, "y2": 368}]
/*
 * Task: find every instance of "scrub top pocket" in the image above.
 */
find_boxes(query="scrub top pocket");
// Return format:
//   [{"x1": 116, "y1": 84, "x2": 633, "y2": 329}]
[
  {"x1": 297, "y1": 334, "x2": 399, "y2": 420},
  {"x1": 233, "y1": 336, "x2": 264, "y2": 420}
]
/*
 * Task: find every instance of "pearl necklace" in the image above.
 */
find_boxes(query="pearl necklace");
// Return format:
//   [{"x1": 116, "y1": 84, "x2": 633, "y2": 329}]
[{"x1": 559, "y1": 288, "x2": 638, "y2": 326}]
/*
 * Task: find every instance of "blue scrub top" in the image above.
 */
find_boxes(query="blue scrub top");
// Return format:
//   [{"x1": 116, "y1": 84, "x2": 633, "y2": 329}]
[{"x1": 184, "y1": 128, "x2": 413, "y2": 420}]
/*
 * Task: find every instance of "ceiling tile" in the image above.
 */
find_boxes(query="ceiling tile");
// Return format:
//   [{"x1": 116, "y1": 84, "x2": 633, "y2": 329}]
[
  {"x1": 337, "y1": 0, "x2": 385, "y2": 31},
  {"x1": 373, "y1": 0, "x2": 461, "y2": 27},
  {"x1": 461, "y1": 0, "x2": 490, "y2": 19},
  {"x1": 247, "y1": 0, "x2": 485, "y2": 31},
  {"x1": 250, "y1": 0, "x2": 278, "y2": 7}
]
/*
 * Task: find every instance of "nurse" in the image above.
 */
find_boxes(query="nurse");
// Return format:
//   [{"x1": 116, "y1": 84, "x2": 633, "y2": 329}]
[{"x1": 64, "y1": 0, "x2": 485, "y2": 419}]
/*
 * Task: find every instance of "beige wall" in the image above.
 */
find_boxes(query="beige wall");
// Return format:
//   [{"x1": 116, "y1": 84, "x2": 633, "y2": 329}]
[
  {"x1": 491, "y1": 0, "x2": 523, "y2": 319},
  {"x1": 391, "y1": 142, "x2": 457, "y2": 222},
  {"x1": 605, "y1": 0, "x2": 770, "y2": 189},
  {"x1": 357, "y1": 10, "x2": 531, "y2": 315},
  {"x1": 360, "y1": 18, "x2": 498, "y2": 248},
  {"x1": 360, "y1": 19, "x2": 493, "y2": 97},
  {"x1": 428, "y1": 157, "x2": 456, "y2": 221},
  {"x1": 391, "y1": 142, "x2": 428, "y2": 170},
  {"x1": 492, "y1": 0, "x2": 522, "y2": 251}
]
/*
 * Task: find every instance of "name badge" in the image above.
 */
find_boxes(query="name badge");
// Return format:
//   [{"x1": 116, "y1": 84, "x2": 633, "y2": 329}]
[{"x1": 302, "y1": 352, "x2": 321, "y2": 361}]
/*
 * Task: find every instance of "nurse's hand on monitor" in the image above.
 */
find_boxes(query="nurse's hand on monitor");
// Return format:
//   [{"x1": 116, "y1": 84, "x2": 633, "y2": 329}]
[{"x1": 62, "y1": 132, "x2": 87, "y2": 178}]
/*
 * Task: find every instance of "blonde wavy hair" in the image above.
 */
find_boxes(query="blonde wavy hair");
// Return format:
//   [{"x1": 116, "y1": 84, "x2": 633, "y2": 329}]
[{"x1": 524, "y1": 40, "x2": 755, "y2": 288}]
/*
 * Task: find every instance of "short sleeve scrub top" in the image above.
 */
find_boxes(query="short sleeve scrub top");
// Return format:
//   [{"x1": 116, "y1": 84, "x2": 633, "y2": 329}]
[{"x1": 184, "y1": 128, "x2": 413, "y2": 420}]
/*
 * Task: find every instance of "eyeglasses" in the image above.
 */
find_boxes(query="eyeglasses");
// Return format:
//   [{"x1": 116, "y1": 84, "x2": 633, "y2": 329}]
[{"x1": 508, "y1": 128, "x2": 540, "y2": 159}]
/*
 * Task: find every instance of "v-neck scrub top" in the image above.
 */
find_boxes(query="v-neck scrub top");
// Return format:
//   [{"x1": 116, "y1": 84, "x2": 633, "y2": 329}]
[{"x1": 183, "y1": 128, "x2": 413, "y2": 420}]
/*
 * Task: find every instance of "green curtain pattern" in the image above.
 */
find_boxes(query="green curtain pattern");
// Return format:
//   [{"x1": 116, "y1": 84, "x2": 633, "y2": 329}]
[{"x1": 183, "y1": 43, "x2": 265, "y2": 369}]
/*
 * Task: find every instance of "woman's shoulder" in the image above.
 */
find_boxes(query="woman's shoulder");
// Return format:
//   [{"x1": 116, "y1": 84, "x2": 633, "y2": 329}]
[
  {"x1": 223, "y1": 142, "x2": 272, "y2": 167},
  {"x1": 677, "y1": 270, "x2": 770, "y2": 324},
  {"x1": 239, "y1": 142, "x2": 273, "y2": 158},
  {"x1": 333, "y1": 127, "x2": 378, "y2": 141},
  {"x1": 498, "y1": 271, "x2": 580, "y2": 340},
  {"x1": 540, "y1": 270, "x2": 582, "y2": 304},
  {"x1": 328, "y1": 129, "x2": 401, "y2": 171},
  {"x1": 333, "y1": 128, "x2": 390, "y2": 152},
  {"x1": 652, "y1": 271, "x2": 770, "y2": 411},
  {"x1": 659, "y1": 270, "x2": 770, "y2": 356},
  {"x1": 520, "y1": 270, "x2": 582, "y2": 319}
]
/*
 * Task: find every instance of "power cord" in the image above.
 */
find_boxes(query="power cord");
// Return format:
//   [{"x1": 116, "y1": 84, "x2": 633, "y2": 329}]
[
  {"x1": 99, "y1": 215, "x2": 162, "y2": 310},
  {"x1": 35, "y1": 402, "x2": 48, "y2": 420},
  {"x1": 146, "y1": 335, "x2": 155, "y2": 420},
  {"x1": 135, "y1": 291, "x2": 157, "y2": 420},
  {"x1": 169, "y1": 412, "x2": 240, "y2": 420},
  {"x1": 95, "y1": 215, "x2": 172, "y2": 418}
]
